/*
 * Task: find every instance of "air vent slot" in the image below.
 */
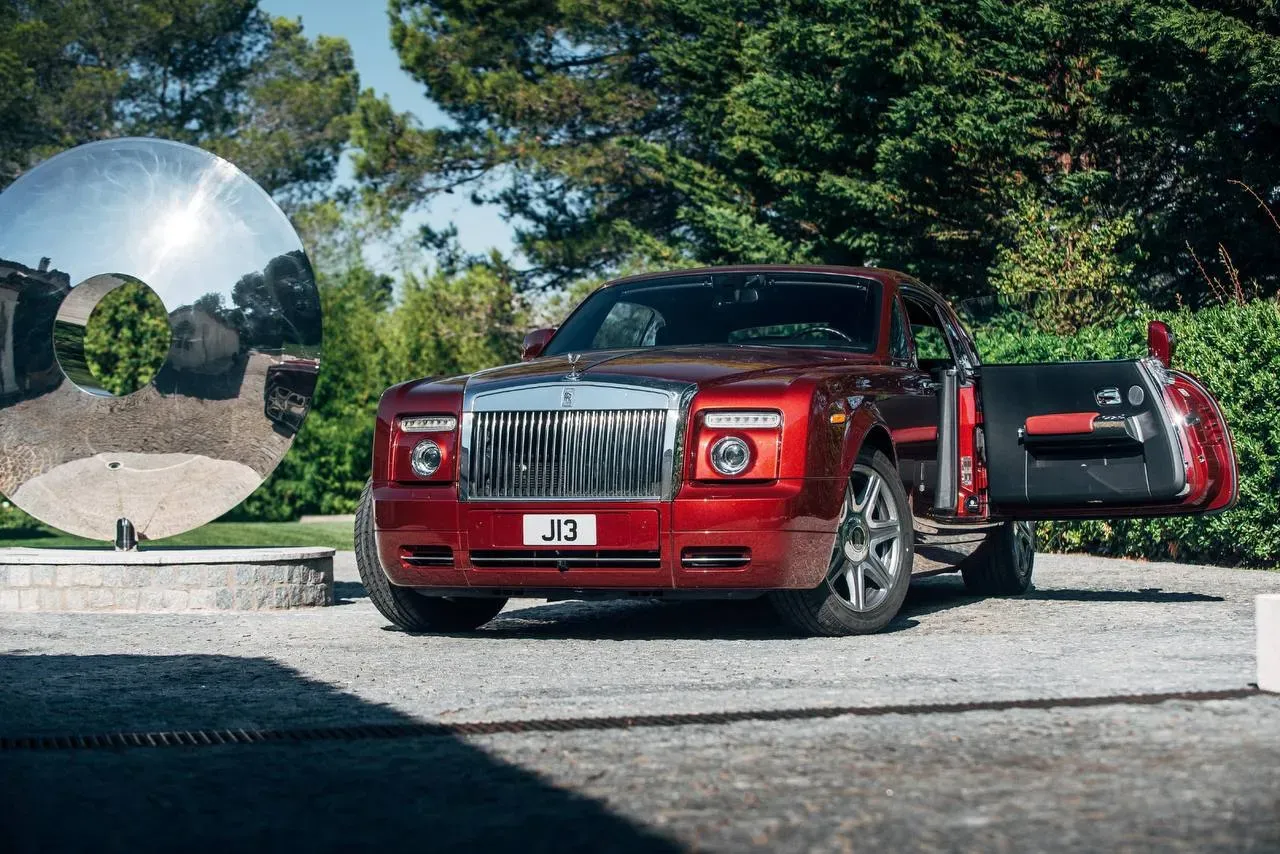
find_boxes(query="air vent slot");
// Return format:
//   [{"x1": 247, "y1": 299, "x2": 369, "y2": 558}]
[
  {"x1": 681, "y1": 547, "x2": 751, "y2": 569},
  {"x1": 400, "y1": 546, "x2": 454, "y2": 568},
  {"x1": 469, "y1": 549, "x2": 661, "y2": 570}
]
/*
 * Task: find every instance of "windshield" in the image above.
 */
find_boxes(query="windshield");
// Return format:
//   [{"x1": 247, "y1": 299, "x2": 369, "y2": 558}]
[{"x1": 544, "y1": 272, "x2": 881, "y2": 356}]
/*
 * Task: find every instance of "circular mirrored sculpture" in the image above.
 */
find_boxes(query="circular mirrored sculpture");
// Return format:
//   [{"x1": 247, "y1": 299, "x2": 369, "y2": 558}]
[{"x1": 0, "y1": 138, "x2": 321, "y2": 541}]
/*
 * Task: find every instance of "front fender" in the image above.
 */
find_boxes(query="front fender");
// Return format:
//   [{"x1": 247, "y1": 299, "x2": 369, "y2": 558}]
[{"x1": 807, "y1": 396, "x2": 896, "y2": 526}]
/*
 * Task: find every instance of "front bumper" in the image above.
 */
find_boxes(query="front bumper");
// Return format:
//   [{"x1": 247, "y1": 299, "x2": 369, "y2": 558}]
[{"x1": 372, "y1": 479, "x2": 841, "y2": 592}]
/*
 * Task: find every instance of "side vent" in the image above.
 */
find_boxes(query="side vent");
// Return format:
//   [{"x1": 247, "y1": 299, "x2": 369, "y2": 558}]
[
  {"x1": 681, "y1": 547, "x2": 751, "y2": 569},
  {"x1": 400, "y1": 546, "x2": 454, "y2": 568}
]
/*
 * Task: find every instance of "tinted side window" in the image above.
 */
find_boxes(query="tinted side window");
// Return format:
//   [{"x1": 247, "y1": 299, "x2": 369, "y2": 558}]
[
  {"x1": 889, "y1": 299, "x2": 912, "y2": 363},
  {"x1": 911, "y1": 324, "x2": 951, "y2": 361},
  {"x1": 904, "y1": 295, "x2": 957, "y2": 367}
]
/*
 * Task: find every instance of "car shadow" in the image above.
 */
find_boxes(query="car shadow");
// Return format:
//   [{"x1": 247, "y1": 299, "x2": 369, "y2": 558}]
[
  {"x1": 458, "y1": 597, "x2": 799, "y2": 641},
  {"x1": 0, "y1": 654, "x2": 680, "y2": 854},
  {"x1": 897, "y1": 574, "x2": 1224, "y2": 621},
  {"x1": 420, "y1": 574, "x2": 1225, "y2": 640},
  {"x1": 1024, "y1": 588, "x2": 1224, "y2": 603},
  {"x1": 333, "y1": 580, "x2": 367, "y2": 603},
  {"x1": 465, "y1": 578, "x2": 975, "y2": 639}
]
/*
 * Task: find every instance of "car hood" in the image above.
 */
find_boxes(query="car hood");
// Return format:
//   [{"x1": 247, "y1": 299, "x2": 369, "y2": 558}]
[{"x1": 464, "y1": 346, "x2": 876, "y2": 392}]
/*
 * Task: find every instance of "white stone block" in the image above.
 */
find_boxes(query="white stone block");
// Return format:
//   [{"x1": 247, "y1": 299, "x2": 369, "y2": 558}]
[
  {"x1": 138, "y1": 589, "x2": 167, "y2": 611},
  {"x1": 74, "y1": 566, "x2": 103, "y2": 587},
  {"x1": 1260, "y1": 595, "x2": 1280, "y2": 694},
  {"x1": 161, "y1": 589, "x2": 189, "y2": 611},
  {"x1": 187, "y1": 588, "x2": 217, "y2": 610},
  {"x1": 86, "y1": 589, "x2": 115, "y2": 609},
  {"x1": 0, "y1": 547, "x2": 334, "y2": 612}
]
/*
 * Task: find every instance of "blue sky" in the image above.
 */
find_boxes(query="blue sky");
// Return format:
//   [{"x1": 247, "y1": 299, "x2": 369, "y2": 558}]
[{"x1": 260, "y1": 0, "x2": 518, "y2": 261}]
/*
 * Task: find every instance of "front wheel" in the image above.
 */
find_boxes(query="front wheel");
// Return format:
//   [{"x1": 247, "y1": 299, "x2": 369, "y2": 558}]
[
  {"x1": 769, "y1": 449, "x2": 913, "y2": 636},
  {"x1": 355, "y1": 480, "x2": 507, "y2": 632}
]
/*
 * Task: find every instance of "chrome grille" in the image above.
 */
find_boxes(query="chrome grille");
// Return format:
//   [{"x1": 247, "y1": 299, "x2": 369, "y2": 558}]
[{"x1": 468, "y1": 409, "x2": 667, "y2": 499}]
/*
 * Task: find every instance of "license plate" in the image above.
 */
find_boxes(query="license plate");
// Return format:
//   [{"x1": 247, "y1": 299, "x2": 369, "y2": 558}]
[{"x1": 522, "y1": 514, "x2": 597, "y2": 546}]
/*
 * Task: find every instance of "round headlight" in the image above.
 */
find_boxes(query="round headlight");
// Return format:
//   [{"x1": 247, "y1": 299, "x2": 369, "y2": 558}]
[
  {"x1": 410, "y1": 439, "x2": 443, "y2": 477},
  {"x1": 709, "y1": 436, "x2": 752, "y2": 476}
]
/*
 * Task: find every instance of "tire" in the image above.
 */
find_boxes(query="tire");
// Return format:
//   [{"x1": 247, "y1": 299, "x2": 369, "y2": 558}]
[
  {"x1": 769, "y1": 449, "x2": 914, "y2": 636},
  {"x1": 960, "y1": 520, "x2": 1035, "y2": 595},
  {"x1": 355, "y1": 480, "x2": 507, "y2": 632}
]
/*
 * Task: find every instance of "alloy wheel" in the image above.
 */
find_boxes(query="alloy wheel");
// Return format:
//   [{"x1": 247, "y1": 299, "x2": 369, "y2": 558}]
[{"x1": 826, "y1": 464, "x2": 903, "y2": 613}]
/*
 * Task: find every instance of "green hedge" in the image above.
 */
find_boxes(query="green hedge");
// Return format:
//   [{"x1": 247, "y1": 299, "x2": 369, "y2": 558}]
[{"x1": 973, "y1": 300, "x2": 1280, "y2": 567}]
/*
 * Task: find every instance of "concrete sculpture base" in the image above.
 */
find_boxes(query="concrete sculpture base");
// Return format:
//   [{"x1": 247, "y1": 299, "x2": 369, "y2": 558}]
[{"x1": 0, "y1": 547, "x2": 334, "y2": 612}]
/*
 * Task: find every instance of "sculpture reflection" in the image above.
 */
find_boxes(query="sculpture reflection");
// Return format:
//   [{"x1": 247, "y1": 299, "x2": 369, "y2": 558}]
[{"x1": 0, "y1": 139, "x2": 322, "y2": 542}]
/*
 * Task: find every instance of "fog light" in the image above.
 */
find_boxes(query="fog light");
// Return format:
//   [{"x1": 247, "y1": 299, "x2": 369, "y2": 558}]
[
  {"x1": 410, "y1": 439, "x2": 443, "y2": 477},
  {"x1": 710, "y1": 436, "x2": 752, "y2": 476}
]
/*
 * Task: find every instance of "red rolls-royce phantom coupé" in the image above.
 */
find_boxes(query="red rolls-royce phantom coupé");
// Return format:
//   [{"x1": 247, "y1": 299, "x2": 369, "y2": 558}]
[{"x1": 356, "y1": 266, "x2": 1237, "y2": 636}]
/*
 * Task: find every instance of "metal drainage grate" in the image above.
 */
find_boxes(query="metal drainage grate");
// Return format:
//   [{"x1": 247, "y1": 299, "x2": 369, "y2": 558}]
[{"x1": 0, "y1": 687, "x2": 1260, "y2": 752}]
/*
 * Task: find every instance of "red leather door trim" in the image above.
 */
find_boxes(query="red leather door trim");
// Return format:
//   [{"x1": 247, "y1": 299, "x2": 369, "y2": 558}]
[
  {"x1": 893, "y1": 425, "x2": 938, "y2": 444},
  {"x1": 1023, "y1": 412, "x2": 1099, "y2": 436}
]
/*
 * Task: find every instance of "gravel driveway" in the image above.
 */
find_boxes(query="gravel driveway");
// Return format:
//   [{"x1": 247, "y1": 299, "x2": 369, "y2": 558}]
[{"x1": 1, "y1": 553, "x2": 1277, "y2": 852}]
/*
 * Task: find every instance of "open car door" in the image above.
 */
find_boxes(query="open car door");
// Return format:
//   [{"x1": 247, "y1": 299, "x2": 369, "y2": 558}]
[{"x1": 978, "y1": 343, "x2": 1237, "y2": 520}]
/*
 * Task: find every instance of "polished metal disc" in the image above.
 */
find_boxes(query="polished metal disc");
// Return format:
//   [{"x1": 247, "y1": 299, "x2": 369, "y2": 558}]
[{"x1": 0, "y1": 138, "x2": 321, "y2": 541}]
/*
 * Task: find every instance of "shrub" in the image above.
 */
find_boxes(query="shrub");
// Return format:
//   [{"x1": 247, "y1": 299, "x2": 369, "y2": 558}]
[
  {"x1": 0, "y1": 501, "x2": 42, "y2": 535},
  {"x1": 973, "y1": 300, "x2": 1280, "y2": 567}
]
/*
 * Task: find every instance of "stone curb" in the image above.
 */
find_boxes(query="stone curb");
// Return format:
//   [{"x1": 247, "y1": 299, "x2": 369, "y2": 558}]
[{"x1": 0, "y1": 548, "x2": 334, "y2": 612}]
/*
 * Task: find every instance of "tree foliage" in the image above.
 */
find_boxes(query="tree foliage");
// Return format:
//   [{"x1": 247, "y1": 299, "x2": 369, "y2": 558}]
[
  {"x1": 357, "y1": 0, "x2": 1280, "y2": 300},
  {"x1": 988, "y1": 197, "x2": 1143, "y2": 332},
  {"x1": 82, "y1": 282, "x2": 171, "y2": 395},
  {"x1": 0, "y1": 0, "x2": 359, "y2": 205}
]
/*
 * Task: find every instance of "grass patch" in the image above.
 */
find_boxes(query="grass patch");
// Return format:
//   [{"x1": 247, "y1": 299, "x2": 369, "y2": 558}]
[{"x1": 0, "y1": 521, "x2": 354, "y2": 551}]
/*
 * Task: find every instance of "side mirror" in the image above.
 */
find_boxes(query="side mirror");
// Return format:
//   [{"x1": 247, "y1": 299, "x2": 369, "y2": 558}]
[
  {"x1": 522, "y1": 327, "x2": 556, "y2": 361},
  {"x1": 1147, "y1": 320, "x2": 1176, "y2": 368}
]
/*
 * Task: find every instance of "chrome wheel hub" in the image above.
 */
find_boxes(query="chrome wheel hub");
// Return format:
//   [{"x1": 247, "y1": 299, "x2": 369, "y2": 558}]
[{"x1": 827, "y1": 464, "x2": 903, "y2": 613}]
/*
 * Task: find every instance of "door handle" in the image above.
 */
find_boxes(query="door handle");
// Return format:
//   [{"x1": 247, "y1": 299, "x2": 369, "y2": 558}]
[
  {"x1": 909, "y1": 376, "x2": 941, "y2": 392},
  {"x1": 1095, "y1": 387, "x2": 1122, "y2": 406}
]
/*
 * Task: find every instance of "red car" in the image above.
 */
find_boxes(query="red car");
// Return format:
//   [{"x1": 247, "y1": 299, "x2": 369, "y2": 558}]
[{"x1": 356, "y1": 266, "x2": 1237, "y2": 636}]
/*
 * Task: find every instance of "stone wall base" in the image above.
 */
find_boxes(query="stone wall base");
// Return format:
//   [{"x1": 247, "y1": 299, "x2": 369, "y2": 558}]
[{"x1": 0, "y1": 547, "x2": 334, "y2": 612}]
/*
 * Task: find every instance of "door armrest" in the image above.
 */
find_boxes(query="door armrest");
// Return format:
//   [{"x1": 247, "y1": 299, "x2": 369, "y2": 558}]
[
  {"x1": 1024, "y1": 412, "x2": 1099, "y2": 436},
  {"x1": 1022, "y1": 412, "x2": 1140, "y2": 446}
]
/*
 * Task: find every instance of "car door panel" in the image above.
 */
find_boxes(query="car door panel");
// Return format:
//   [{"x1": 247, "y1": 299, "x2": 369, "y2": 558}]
[
  {"x1": 980, "y1": 359, "x2": 1235, "y2": 516},
  {"x1": 875, "y1": 371, "x2": 938, "y2": 505}
]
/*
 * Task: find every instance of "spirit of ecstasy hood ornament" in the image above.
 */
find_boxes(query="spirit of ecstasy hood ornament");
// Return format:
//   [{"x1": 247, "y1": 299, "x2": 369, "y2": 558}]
[{"x1": 565, "y1": 353, "x2": 583, "y2": 382}]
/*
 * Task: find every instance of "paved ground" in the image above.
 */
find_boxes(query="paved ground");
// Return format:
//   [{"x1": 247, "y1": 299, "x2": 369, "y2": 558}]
[{"x1": 1, "y1": 553, "x2": 1277, "y2": 852}]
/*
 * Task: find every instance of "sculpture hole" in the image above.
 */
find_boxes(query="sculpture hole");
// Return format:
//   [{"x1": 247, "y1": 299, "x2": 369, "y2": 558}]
[{"x1": 54, "y1": 275, "x2": 171, "y2": 396}]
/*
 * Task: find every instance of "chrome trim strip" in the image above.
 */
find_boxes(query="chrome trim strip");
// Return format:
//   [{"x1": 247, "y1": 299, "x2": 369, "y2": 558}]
[
  {"x1": 680, "y1": 556, "x2": 751, "y2": 568},
  {"x1": 469, "y1": 556, "x2": 662, "y2": 565},
  {"x1": 402, "y1": 557, "x2": 454, "y2": 567}
]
